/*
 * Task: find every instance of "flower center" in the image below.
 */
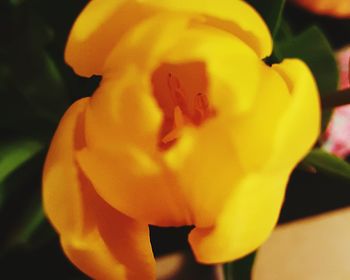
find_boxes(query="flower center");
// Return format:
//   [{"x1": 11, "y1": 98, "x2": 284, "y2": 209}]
[{"x1": 151, "y1": 61, "x2": 215, "y2": 150}]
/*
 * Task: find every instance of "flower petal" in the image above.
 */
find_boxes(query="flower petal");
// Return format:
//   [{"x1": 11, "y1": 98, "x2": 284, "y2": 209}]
[
  {"x1": 77, "y1": 18, "x2": 265, "y2": 227},
  {"x1": 163, "y1": 27, "x2": 263, "y2": 115},
  {"x1": 144, "y1": 0, "x2": 272, "y2": 58},
  {"x1": 76, "y1": 146, "x2": 193, "y2": 227},
  {"x1": 270, "y1": 59, "x2": 321, "y2": 170},
  {"x1": 65, "y1": 0, "x2": 156, "y2": 76},
  {"x1": 43, "y1": 98, "x2": 89, "y2": 236},
  {"x1": 163, "y1": 119, "x2": 244, "y2": 227},
  {"x1": 83, "y1": 69, "x2": 162, "y2": 155},
  {"x1": 229, "y1": 64, "x2": 291, "y2": 171},
  {"x1": 61, "y1": 230, "x2": 126, "y2": 279},
  {"x1": 162, "y1": 63, "x2": 290, "y2": 228},
  {"x1": 62, "y1": 173, "x2": 156, "y2": 280},
  {"x1": 188, "y1": 173, "x2": 289, "y2": 263},
  {"x1": 66, "y1": 0, "x2": 272, "y2": 77},
  {"x1": 104, "y1": 14, "x2": 264, "y2": 115},
  {"x1": 188, "y1": 59, "x2": 320, "y2": 264},
  {"x1": 43, "y1": 99, "x2": 155, "y2": 279}
]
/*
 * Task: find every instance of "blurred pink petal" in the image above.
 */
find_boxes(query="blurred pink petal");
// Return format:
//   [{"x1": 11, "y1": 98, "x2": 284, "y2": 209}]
[
  {"x1": 337, "y1": 47, "x2": 350, "y2": 89},
  {"x1": 323, "y1": 46, "x2": 350, "y2": 158}
]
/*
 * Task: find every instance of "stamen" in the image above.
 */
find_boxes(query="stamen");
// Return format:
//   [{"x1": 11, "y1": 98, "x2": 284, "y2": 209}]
[
  {"x1": 151, "y1": 62, "x2": 213, "y2": 150},
  {"x1": 162, "y1": 106, "x2": 184, "y2": 144},
  {"x1": 167, "y1": 73, "x2": 188, "y2": 113},
  {"x1": 194, "y1": 92, "x2": 215, "y2": 124}
]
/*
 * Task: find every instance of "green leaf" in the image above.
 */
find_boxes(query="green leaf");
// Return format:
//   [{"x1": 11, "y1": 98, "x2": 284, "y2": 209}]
[
  {"x1": 275, "y1": 26, "x2": 338, "y2": 129},
  {"x1": 275, "y1": 19, "x2": 293, "y2": 42},
  {"x1": 0, "y1": 81, "x2": 53, "y2": 133},
  {"x1": 224, "y1": 252, "x2": 256, "y2": 280},
  {"x1": 0, "y1": 187, "x2": 55, "y2": 254},
  {"x1": 12, "y1": 50, "x2": 69, "y2": 123},
  {"x1": 0, "y1": 139, "x2": 44, "y2": 183},
  {"x1": 0, "y1": 138, "x2": 44, "y2": 209},
  {"x1": 9, "y1": 18, "x2": 69, "y2": 123},
  {"x1": 246, "y1": 0, "x2": 285, "y2": 36},
  {"x1": 276, "y1": 26, "x2": 338, "y2": 94},
  {"x1": 6, "y1": 199, "x2": 54, "y2": 249},
  {"x1": 8, "y1": 202, "x2": 45, "y2": 245},
  {"x1": 1, "y1": 5, "x2": 69, "y2": 126},
  {"x1": 303, "y1": 149, "x2": 350, "y2": 181}
]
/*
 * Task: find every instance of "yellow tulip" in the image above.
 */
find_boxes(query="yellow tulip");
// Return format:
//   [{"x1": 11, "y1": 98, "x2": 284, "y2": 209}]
[
  {"x1": 294, "y1": 0, "x2": 350, "y2": 18},
  {"x1": 43, "y1": 0, "x2": 320, "y2": 279}
]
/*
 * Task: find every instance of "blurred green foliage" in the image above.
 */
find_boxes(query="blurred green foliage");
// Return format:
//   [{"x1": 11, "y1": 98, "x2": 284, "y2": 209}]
[
  {"x1": 246, "y1": 0, "x2": 286, "y2": 36},
  {"x1": 0, "y1": 0, "x2": 93, "y2": 278},
  {"x1": 0, "y1": 0, "x2": 350, "y2": 279},
  {"x1": 304, "y1": 149, "x2": 350, "y2": 181},
  {"x1": 275, "y1": 26, "x2": 338, "y2": 130}
]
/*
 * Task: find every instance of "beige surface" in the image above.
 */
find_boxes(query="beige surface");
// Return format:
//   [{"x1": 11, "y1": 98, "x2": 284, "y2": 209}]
[{"x1": 253, "y1": 208, "x2": 350, "y2": 280}]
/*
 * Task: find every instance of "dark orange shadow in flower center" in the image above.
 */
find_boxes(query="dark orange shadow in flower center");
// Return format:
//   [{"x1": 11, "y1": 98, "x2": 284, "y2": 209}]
[{"x1": 151, "y1": 61, "x2": 215, "y2": 150}]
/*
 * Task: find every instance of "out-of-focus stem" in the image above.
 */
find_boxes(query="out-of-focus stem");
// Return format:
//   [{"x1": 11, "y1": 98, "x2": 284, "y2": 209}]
[{"x1": 322, "y1": 88, "x2": 350, "y2": 109}]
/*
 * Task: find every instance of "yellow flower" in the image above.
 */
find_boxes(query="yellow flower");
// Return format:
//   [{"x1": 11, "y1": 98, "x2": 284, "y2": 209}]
[
  {"x1": 293, "y1": 0, "x2": 350, "y2": 18},
  {"x1": 43, "y1": 0, "x2": 320, "y2": 279}
]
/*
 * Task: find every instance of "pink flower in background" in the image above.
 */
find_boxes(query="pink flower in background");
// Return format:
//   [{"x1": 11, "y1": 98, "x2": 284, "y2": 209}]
[
  {"x1": 323, "y1": 47, "x2": 350, "y2": 158},
  {"x1": 337, "y1": 48, "x2": 350, "y2": 89}
]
